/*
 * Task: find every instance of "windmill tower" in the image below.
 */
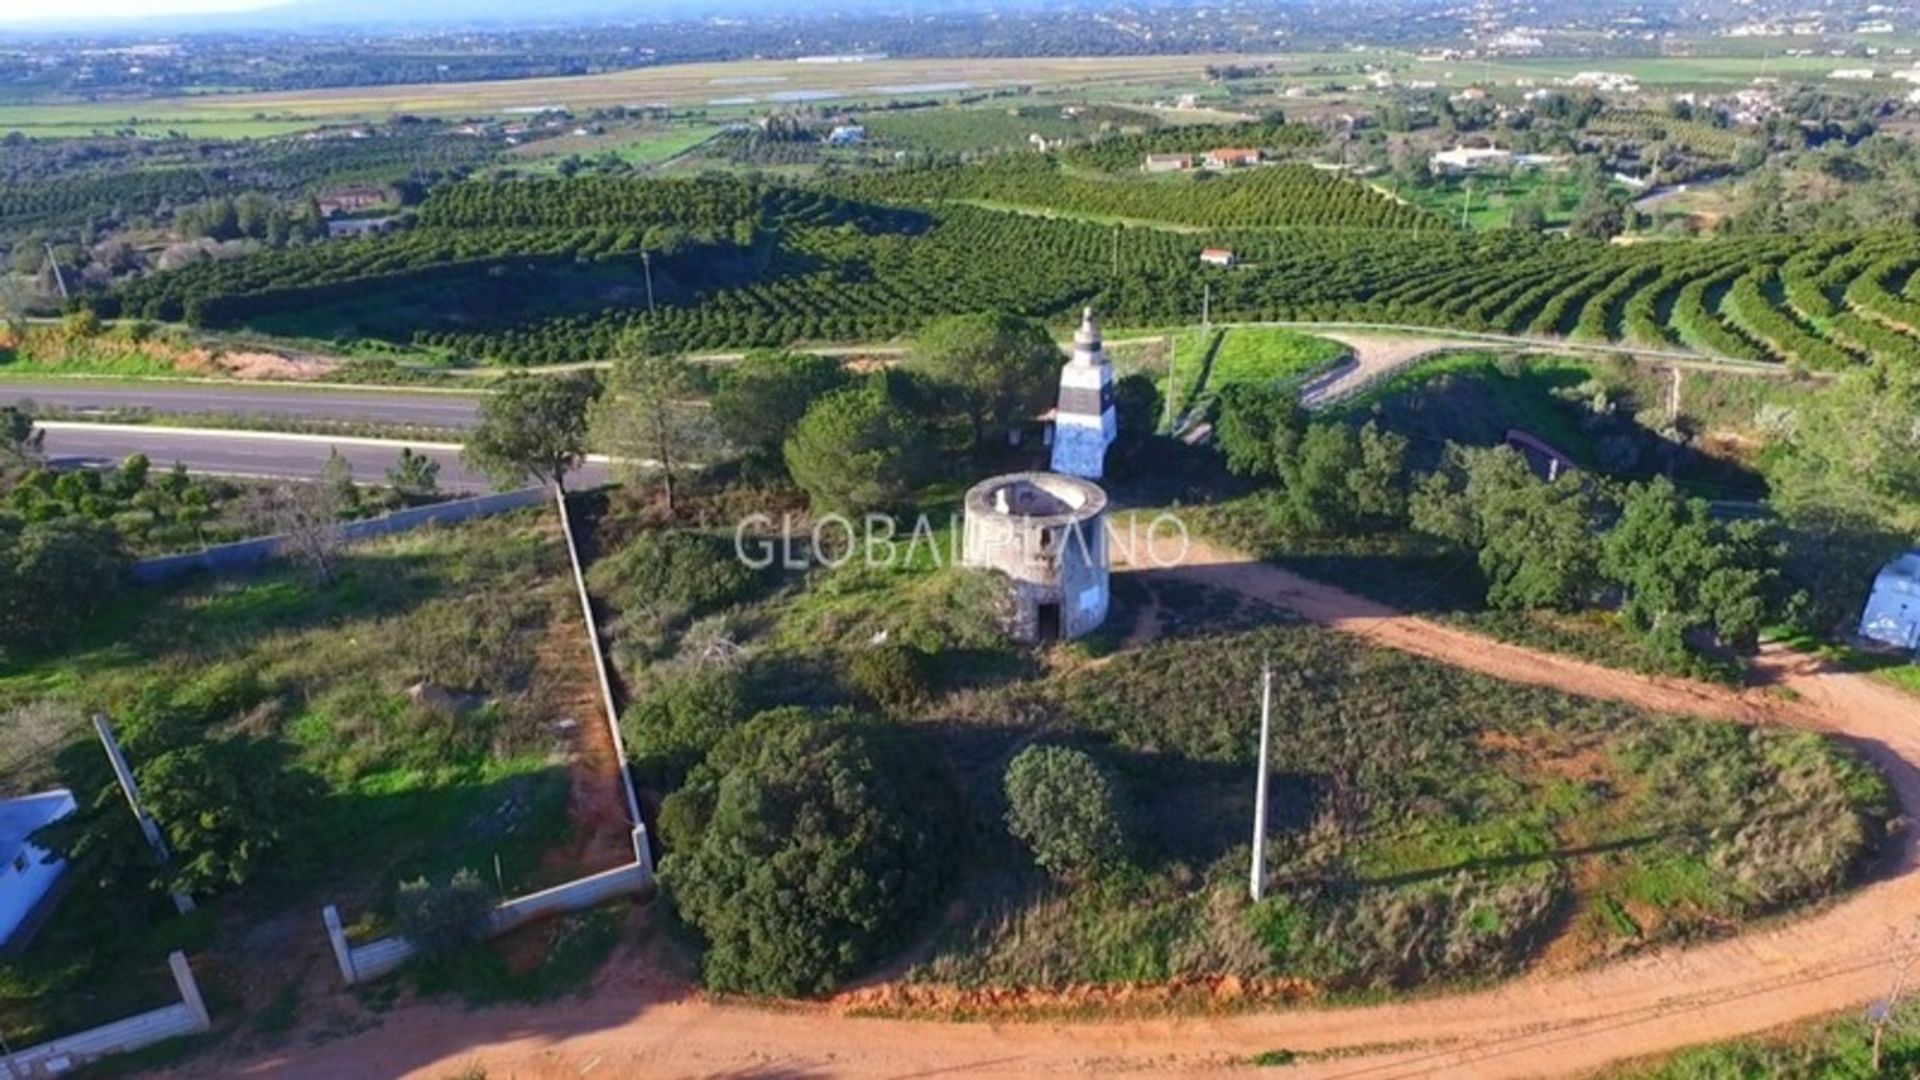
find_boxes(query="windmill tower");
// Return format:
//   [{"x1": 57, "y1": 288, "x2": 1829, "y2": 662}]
[{"x1": 1050, "y1": 307, "x2": 1116, "y2": 479}]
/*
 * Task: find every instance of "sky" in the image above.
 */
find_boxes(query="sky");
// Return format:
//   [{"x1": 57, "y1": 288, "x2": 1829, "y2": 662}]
[{"x1": 0, "y1": 0, "x2": 291, "y2": 22}]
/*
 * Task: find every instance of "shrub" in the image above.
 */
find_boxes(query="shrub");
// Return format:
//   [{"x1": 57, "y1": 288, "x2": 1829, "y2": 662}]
[
  {"x1": 659, "y1": 707, "x2": 952, "y2": 996},
  {"x1": 589, "y1": 529, "x2": 757, "y2": 630},
  {"x1": 847, "y1": 644, "x2": 932, "y2": 716},
  {"x1": 1003, "y1": 745, "x2": 1130, "y2": 881},
  {"x1": 622, "y1": 666, "x2": 758, "y2": 784},
  {"x1": 395, "y1": 869, "x2": 493, "y2": 959}
]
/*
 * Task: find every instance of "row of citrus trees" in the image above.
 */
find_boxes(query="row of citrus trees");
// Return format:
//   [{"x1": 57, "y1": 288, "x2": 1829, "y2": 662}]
[{"x1": 89, "y1": 172, "x2": 1920, "y2": 368}]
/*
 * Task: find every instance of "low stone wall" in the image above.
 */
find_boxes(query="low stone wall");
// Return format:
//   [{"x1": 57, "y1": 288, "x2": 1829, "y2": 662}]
[
  {"x1": 0, "y1": 952, "x2": 210, "y2": 1079},
  {"x1": 129, "y1": 487, "x2": 548, "y2": 583}
]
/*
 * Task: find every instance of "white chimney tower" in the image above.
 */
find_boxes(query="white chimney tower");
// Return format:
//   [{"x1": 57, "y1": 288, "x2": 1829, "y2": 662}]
[{"x1": 1050, "y1": 307, "x2": 1116, "y2": 479}]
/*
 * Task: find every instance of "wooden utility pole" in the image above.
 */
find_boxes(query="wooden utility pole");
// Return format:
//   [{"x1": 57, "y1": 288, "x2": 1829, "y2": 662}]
[
  {"x1": 1202, "y1": 282, "x2": 1212, "y2": 332},
  {"x1": 1250, "y1": 661, "x2": 1274, "y2": 902},
  {"x1": 93, "y1": 714, "x2": 195, "y2": 914}
]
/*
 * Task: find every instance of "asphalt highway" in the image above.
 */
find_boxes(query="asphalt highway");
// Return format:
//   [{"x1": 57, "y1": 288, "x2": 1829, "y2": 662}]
[
  {"x1": 35, "y1": 423, "x2": 610, "y2": 492},
  {"x1": 0, "y1": 380, "x2": 483, "y2": 428}
]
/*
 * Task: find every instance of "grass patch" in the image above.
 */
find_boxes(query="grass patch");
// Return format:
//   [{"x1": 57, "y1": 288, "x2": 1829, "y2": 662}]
[
  {"x1": 1170, "y1": 325, "x2": 1348, "y2": 419},
  {"x1": 905, "y1": 623, "x2": 1890, "y2": 992},
  {"x1": 410, "y1": 907, "x2": 624, "y2": 1005},
  {"x1": 0, "y1": 509, "x2": 597, "y2": 1044}
]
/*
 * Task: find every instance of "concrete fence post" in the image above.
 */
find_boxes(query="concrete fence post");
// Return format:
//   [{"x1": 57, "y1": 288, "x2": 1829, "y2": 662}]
[
  {"x1": 321, "y1": 904, "x2": 357, "y2": 985},
  {"x1": 167, "y1": 951, "x2": 211, "y2": 1033},
  {"x1": 631, "y1": 825, "x2": 654, "y2": 880}
]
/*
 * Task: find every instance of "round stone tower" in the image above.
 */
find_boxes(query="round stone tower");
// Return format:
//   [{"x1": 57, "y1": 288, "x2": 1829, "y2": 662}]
[{"x1": 961, "y1": 471, "x2": 1110, "y2": 643}]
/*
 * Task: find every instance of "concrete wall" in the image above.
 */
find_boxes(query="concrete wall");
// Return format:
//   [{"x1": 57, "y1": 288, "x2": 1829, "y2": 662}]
[
  {"x1": 130, "y1": 487, "x2": 548, "y2": 583},
  {"x1": 320, "y1": 488, "x2": 655, "y2": 988},
  {"x1": 324, "y1": 841, "x2": 650, "y2": 986},
  {"x1": 551, "y1": 489, "x2": 648, "y2": 861},
  {"x1": 0, "y1": 952, "x2": 209, "y2": 1079}
]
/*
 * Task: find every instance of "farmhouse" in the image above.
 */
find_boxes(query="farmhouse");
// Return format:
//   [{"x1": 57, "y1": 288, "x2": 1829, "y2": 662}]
[
  {"x1": 1859, "y1": 551, "x2": 1920, "y2": 653},
  {"x1": 0, "y1": 789, "x2": 76, "y2": 956},
  {"x1": 314, "y1": 186, "x2": 386, "y2": 218},
  {"x1": 827, "y1": 124, "x2": 866, "y2": 146},
  {"x1": 1199, "y1": 247, "x2": 1237, "y2": 267},
  {"x1": 1143, "y1": 153, "x2": 1192, "y2": 172},
  {"x1": 1203, "y1": 147, "x2": 1262, "y2": 169},
  {"x1": 1432, "y1": 146, "x2": 1513, "y2": 173}
]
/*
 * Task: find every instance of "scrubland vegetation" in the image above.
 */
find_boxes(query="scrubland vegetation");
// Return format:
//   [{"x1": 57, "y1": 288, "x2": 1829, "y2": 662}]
[{"x1": 0, "y1": 512, "x2": 600, "y2": 1041}]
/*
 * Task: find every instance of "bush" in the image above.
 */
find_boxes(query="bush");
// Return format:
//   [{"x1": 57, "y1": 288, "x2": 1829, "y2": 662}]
[
  {"x1": 0, "y1": 516, "x2": 127, "y2": 655},
  {"x1": 622, "y1": 666, "x2": 758, "y2": 784},
  {"x1": 659, "y1": 707, "x2": 952, "y2": 996},
  {"x1": 847, "y1": 644, "x2": 932, "y2": 716},
  {"x1": 1003, "y1": 745, "x2": 1130, "y2": 881},
  {"x1": 395, "y1": 869, "x2": 493, "y2": 959},
  {"x1": 588, "y1": 529, "x2": 757, "y2": 630}
]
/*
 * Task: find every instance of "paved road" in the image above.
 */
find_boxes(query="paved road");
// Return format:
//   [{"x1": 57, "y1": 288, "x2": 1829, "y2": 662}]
[
  {"x1": 36, "y1": 423, "x2": 614, "y2": 493},
  {"x1": 1, "y1": 381, "x2": 483, "y2": 428}
]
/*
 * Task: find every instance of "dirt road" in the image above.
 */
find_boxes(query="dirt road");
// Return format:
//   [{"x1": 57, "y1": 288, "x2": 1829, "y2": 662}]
[
  {"x1": 197, "y1": 541, "x2": 1920, "y2": 1080},
  {"x1": 1298, "y1": 332, "x2": 1473, "y2": 408}
]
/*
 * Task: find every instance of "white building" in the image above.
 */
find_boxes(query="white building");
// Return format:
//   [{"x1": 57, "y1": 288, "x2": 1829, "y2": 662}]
[
  {"x1": 1830, "y1": 69, "x2": 1879, "y2": 82},
  {"x1": 0, "y1": 790, "x2": 76, "y2": 955},
  {"x1": 1432, "y1": 146, "x2": 1512, "y2": 173},
  {"x1": 1049, "y1": 308, "x2": 1116, "y2": 480},
  {"x1": 1563, "y1": 71, "x2": 1641, "y2": 94}
]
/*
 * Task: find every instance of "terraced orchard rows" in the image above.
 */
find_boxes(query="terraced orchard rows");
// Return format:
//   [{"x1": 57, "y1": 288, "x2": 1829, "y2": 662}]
[{"x1": 92, "y1": 172, "x2": 1920, "y2": 367}]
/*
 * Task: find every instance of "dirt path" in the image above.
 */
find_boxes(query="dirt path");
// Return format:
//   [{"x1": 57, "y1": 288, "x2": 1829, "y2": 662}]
[
  {"x1": 193, "y1": 540, "x2": 1920, "y2": 1080},
  {"x1": 1298, "y1": 333, "x2": 1476, "y2": 407}
]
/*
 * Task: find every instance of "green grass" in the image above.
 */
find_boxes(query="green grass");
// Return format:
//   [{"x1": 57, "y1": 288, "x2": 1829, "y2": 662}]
[
  {"x1": 904, "y1": 621, "x2": 1889, "y2": 994},
  {"x1": 1876, "y1": 665, "x2": 1920, "y2": 698},
  {"x1": 864, "y1": 105, "x2": 1147, "y2": 154},
  {"x1": 1169, "y1": 325, "x2": 1349, "y2": 419},
  {"x1": 0, "y1": 510, "x2": 600, "y2": 1044},
  {"x1": 410, "y1": 907, "x2": 624, "y2": 1005},
  {"x1": 1611, "y1": 997, "x2": 1920, "y2": 1078},
  {"x1": 521, "y1": 125, "x2": 724, "y2": 172},
  {"x1": 1393, "y1": 170, "x2": 1617, "y2": 232},
  {"x1": 0, "y1": 104, "x2": 318, "y2": 139}
]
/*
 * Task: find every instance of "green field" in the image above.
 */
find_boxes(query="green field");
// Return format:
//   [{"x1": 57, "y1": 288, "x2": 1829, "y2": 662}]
[
  {"x1": 519, "y1": 124, "x2": 725, "y2": 172},
  {"x1": 0, "y1": 104, "x2": 321, "y2": 139},
  {"x1": 1169, "y1": 324, "x2": 1350, "y2": 419},
  {"x1": 1394, "y1": 170, "x2": 1614, "y2": 231},
  {"x1": 864, "y1": 104, "x2": 1156, "y2": 153}
]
